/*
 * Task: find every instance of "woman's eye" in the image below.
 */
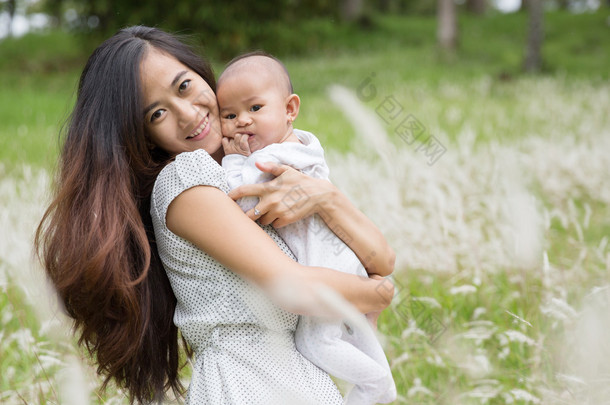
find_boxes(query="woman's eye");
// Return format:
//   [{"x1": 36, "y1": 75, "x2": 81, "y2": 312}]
[
  {"x1": 179, "y1": 80, "x2": 191, "y2": 92},
  {"x1": 150, "y1": 109, "x2": 165, "y2": 122},
  {"x1": 250, "y1": 105, "x2": 261, "y2": 112}
]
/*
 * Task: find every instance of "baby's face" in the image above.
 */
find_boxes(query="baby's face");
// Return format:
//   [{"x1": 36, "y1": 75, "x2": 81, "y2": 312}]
[{"x1": 217, "y1": 70, "x2": 293, "y2": 153}]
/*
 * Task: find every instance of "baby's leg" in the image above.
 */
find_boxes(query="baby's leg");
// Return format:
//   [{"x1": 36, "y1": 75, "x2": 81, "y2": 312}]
[
  {"x1": 340, "y1": 321, "x2": 396, "y2": 404},
  {"x1": 295, "y1": 316, "x2": 395, "y2": 404}
]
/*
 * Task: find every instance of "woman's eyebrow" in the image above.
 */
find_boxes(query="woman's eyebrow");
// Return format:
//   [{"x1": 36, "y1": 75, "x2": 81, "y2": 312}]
[
  {"x1": 171, "y1": 70, "x2": 188, "y2": 87},
  {"x1": 144, "y1": 102, "x2": 159, "y2": 117},
  {"x1": 143, "y1": 70, "x2": 188, "y2": 117}
]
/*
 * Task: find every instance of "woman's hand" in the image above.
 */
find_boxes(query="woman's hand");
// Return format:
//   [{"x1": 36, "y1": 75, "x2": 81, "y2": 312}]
[
  {"x1": 229, "y1": 161, "x2": 396, "y2": 277},
  {"x1": 228, "y1": 161, "x2": 334, "y2": 228},
  {"x1": 365, "y1": 274, "x2": 394, "y2": 329}
]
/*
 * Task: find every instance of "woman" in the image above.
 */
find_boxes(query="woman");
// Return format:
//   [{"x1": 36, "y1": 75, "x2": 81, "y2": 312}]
[{"x1": 36, "y1": 26, "x2": 395, "y2": 404}]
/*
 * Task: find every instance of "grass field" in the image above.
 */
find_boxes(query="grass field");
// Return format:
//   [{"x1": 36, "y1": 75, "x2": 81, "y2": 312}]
[{"x1": 1, "y1": 10, "x2": 609, "y2": 404}]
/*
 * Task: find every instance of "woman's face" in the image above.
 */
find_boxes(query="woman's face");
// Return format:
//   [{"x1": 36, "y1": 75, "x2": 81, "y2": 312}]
[{"x1": 140, "y1": 49, "x2": 222, "y2": 156}]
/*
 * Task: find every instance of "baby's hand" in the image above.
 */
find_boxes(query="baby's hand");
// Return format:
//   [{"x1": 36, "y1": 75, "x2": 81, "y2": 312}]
[{"x1": 222, "y1": 133, "x2": 252, "y2": 156}]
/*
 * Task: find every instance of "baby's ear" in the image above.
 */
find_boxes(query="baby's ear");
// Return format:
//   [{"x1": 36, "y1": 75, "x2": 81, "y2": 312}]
[{"x1": 285, "y1": 94, "x2": 300, "y2": 123}]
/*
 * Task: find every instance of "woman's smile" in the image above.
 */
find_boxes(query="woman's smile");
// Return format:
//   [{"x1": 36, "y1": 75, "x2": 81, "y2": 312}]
[{"x1": 187, "y1": 113, "x2": 210, "y2": 141}]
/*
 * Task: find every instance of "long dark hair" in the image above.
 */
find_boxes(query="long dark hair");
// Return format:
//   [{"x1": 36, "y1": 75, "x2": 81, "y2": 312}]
[{"x1": 35, "y1": 26, "x2": 215, "y2": 403}]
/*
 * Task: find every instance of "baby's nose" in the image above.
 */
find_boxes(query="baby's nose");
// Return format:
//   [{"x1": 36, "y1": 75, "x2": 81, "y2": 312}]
[{"x1": 236, "y1": 112, "x2": 252, "y2": 126}]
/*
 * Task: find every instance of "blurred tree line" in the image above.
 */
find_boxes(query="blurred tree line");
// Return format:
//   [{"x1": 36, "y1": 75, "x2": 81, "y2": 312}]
[
  {"x1": 31, "y1": 0, "x2": 379, "y2": 57},
  {"x1": 0, "y1": 1, "x2": 521, "y2": 50},
  {"x1": 3, "y1": 0, "x2": 607, "y2": 68}
]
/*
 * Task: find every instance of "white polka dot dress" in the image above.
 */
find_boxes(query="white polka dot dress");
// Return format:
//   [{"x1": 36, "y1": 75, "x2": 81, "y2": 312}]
[{"x1": 150, "y1": 150, "x2": 343, "y2": 405}]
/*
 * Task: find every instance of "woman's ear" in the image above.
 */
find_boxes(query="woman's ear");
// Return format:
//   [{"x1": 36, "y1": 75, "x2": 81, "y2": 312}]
[{"x1": 285, "y1": 94, "x2": 300, "y2": 124}]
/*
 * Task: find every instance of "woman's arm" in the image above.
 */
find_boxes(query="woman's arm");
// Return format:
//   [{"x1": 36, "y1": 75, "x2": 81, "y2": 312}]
[
  {"x1": 166, "y1": 185, "x2": 394, "y2": 315},
  {"x1": 228, "y1": 162, "x2": 396, "y2": 277}
]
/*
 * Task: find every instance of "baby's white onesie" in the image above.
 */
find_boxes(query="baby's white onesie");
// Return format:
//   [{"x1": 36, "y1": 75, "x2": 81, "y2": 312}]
[{"x1": 222, "y1": 129, "x2": 396, "y2": 404}]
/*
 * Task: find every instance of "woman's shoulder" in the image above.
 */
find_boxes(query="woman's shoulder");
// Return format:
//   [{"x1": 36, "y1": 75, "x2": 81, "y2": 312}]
[
  {"x1": 151, "y1": 149, "x2": 229, "y2": 224},
  {"x1": 157, "y1": 149, "x2": 227, "y2": 190}
]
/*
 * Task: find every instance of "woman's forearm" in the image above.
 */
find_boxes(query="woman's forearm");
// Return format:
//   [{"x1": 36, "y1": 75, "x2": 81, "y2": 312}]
[
  {"x1": 317, "y1": 184, "x2": 396, "y2": 277},
  {"x1": 295, "y1": 265, "x2": 394, "y2": 314}
]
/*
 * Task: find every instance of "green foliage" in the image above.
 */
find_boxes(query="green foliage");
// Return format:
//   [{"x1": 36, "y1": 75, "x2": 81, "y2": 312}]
[
  {"x1": 2, "y1": 10, "x2": 609, "y2": 75},
  {"x1": 68, "y1": 0, "x2": 342, "y2": 59},
  {"x1": 0, "y1": 30, "x2": 85, "y2": 73},
  {"x1": 0, "y1": 69, "x2": 74, "y2": 171}
]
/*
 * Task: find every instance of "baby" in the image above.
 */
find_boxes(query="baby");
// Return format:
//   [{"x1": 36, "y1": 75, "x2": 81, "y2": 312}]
[{"x1": 217, "y1": 52, "x2": 396, "y2": 405}]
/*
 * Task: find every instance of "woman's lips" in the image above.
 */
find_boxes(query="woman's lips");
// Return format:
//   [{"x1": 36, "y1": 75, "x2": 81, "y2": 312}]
[{"x1": 187, "y1": 114, "x2": 210, "y2": 141}]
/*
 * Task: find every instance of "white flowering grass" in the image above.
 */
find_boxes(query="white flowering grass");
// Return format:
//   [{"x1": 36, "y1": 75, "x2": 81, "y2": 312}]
[
  {"x1": 1, "y1": 76, "x2": 609, "y2": 403},
  {"x1": 324, "y1": 80, "x2": 609, "y2": 404}
]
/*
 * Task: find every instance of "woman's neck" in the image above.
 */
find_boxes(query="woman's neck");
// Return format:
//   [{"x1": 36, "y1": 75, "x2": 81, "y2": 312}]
[{"x1": 210, "y1": 147, "x2": 225, "y2": 164}]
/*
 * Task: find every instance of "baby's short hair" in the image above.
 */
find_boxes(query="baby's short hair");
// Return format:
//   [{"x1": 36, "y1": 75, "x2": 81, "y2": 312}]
[{"x1": 221, "y1": 51, "x2": 294, "y2": 94}]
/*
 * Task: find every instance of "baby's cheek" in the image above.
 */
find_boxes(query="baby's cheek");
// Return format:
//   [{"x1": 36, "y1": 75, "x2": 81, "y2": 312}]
[{"x1": 220, "y1": 121, "x2": 232, "y2": 138}]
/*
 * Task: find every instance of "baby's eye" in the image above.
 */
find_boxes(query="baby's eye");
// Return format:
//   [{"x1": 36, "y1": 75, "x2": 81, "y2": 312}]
[
  {"x1": 223, "y1": 113, "x2": 236, "y2": 120},
  {"x1": 150, "y1": 109, "x2": 166, "y2": 122},
  {"x1": 179, "y1": 80, "x2": 191, "y2": 92},
  {"x1": 250, "y1": 105, "x2": 261, "y2": 112}
]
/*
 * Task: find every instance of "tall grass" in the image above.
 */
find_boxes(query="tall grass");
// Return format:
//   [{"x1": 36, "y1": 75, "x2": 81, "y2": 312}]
[{"x1": 326, "y1": 80, "x2": 609, "y2": 404}]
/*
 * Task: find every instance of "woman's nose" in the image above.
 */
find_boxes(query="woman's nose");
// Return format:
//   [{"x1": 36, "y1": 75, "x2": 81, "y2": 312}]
[{"x1": 177, "y1": 99, "x2": 200, "y2": 129}]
